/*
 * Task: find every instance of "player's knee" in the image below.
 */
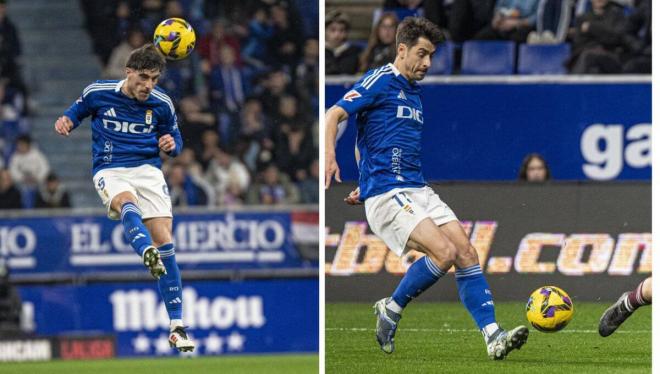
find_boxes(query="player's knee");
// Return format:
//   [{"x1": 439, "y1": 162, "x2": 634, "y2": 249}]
[
  {"x1": 427, "y1": 238, "x2": 457, "y2": 268},
  {"x1": 456, "y1": 243, "x2": 479, "y2": 267},
  {"x1": 111, "y1": 192, "x2": 138, "y2": 211}
]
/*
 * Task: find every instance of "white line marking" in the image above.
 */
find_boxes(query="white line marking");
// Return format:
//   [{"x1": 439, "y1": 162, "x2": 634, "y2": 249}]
[{"x1": 326, "y1": 327, "x2": 651, "y2": 334}]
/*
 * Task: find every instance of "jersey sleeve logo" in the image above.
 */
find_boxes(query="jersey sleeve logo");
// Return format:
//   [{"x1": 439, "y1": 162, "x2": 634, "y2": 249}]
[{"x1": 342, "y1": 89, "x2": 362, "y2": 102}]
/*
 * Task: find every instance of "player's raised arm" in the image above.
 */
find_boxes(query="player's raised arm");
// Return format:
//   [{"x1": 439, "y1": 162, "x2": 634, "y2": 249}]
[
  {"x1": 325, "y1": 105, "x2": 348, "y2": 189},
  {"x1": 159, "y1": 109, "x2": 183, "y2": 157},
  {"x1": 56, "y1": 84, "x2": 96, "y2": 136}
]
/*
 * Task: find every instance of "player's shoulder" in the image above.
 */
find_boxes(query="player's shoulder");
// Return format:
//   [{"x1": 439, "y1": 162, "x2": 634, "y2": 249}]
[
  {"x1": 356, "y1": 64, "x2": 397, "y2": 91},
  {"x1": 150, "y1": 86, "x2": 176, "y2": 115},
  {"x1": 82, "y1": 79, "x2": 120, "y2": 98}
]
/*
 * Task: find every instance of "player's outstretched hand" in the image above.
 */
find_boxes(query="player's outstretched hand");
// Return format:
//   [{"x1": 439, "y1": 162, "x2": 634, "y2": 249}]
[
  {"x1": 325, "y1": 158, "x2": 342, "y2": 189},
  {"x1": 344, "y1": 187, "x2": 362, "y2": 205},
  {"x1": 54, "y1": 116, "x2": 73, "y2": 137},
  {"x1": 159, "y1": 134, "x2": 175, "y2": 153}
]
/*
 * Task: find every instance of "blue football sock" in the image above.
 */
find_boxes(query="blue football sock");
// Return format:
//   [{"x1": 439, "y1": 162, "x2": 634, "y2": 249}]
[
  {"x1": 120, "y1": 202, "x2": 152, "y2": 257},
  {"x1": 455, "y1": 264, "x2": 497, "y2": 330},
  {"x1": 157, "y1": 243, "x2": 183, "y2": 321},
  {"x1": 391, "y1": 256, "x2": 446, "y2": 310}
]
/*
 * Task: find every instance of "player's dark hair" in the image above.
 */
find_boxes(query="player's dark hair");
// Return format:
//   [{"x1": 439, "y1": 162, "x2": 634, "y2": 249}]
[
  {"x1": 125, "y1": 44, "x2": 166, "y2": 72},
  {"x1": 395, "y1": 17, "x2": 444, "y2": 48}
]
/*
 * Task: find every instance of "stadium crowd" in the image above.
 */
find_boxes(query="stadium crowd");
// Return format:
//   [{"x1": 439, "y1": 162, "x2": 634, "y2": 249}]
[
  {"x1": 0, "y1": 0, "x2": 319, "y2": 209},
  {"x1": 326, "y1": 0, "x2": 650, "y2": 75}
]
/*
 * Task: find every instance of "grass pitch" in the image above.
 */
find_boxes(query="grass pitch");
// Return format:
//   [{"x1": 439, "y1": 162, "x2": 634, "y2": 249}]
[
  {"x1": 0, "y1": 354, "x2": 318, "y2": 374},
  {"x1": 326, "y1": 302, "x2": 651, "y2": 373}
]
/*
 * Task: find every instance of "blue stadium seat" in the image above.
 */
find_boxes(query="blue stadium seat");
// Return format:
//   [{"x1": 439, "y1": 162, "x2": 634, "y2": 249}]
[
  {"x1": 460, "y1": 41, "x2": 515, "y2": 75},
  {"x1": 428, "y1": 42, "x2": 454, "y2": 75},
  {"x1": 518, "y1": 43, "x2": 570, "y2": 74}
]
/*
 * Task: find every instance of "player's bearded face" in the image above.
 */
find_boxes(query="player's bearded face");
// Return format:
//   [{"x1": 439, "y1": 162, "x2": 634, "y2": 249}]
[
  {"x1": 400, "y1": 37, "x2": 435, "y2": 81},
  {"x1": 126, "y1": 68, "x2": 161, "y2": 101}
]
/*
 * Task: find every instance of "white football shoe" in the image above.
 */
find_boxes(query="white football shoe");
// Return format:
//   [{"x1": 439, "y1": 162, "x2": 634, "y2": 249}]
[
  {"x1": 486, "y1": 325, "x2": 528, "y2": 360},
  {"x1": 169, "y1": 326, "x2": 195, "y2": 352}
]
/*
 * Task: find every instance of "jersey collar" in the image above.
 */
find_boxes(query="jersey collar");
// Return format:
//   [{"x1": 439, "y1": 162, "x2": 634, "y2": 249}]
[
  {"x1": 115, "y1": 80, "x2": 125, "y2": 92},
  {"x1": 388, "y1": 63, "x2": 401, "y2": 76}
]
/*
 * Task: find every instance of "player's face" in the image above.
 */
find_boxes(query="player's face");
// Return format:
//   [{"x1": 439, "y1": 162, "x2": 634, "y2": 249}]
[
  {"x1": 126, "y1": 68, "x2": 160, "y2": 101},
  {"x1": 400, "y1": 37, "x2": 435, "y2": 81}
]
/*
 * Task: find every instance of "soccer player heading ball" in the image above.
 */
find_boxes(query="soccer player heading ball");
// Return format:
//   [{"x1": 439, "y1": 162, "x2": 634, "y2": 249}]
[
  {"x1": 54, "y1": 44, "x2": 194, "y2": 352},
  {"x1": 325, "y1": 17, "x2": 528, "y2": 360}
]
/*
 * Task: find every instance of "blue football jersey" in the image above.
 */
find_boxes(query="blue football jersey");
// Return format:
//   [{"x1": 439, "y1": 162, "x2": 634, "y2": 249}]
[
  {"x1": 63, "y1": 79, "x2": 183, "y2": 175},
  {"x1": 335, "y1": 63, "x2": 426, "y2": 200}
]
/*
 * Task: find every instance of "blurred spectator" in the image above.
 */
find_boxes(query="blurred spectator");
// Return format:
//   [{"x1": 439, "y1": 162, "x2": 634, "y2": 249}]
[
  {"x1": 174, "y1": 148, "x2": 205, "y2": 179},
  {"x1": 209, "y1": 46, "x2": 247, "y2": 114},
  {"x1": 295, "y1": 38, "x2": 319, "y2": 111},
  {"x1": 205, "y1": 148, "x2": 251, "y2": 206},
  {"x1": 0, "y1": 168, "x2": 20, "y2": 209},
  {"x1": 449, "y1": 0, "x2": 496, "y2": 42},
  {"x1": 567, "y1": 0, "x2": 626, "y2": 74},
  {"x1": 275, "y1": 121, "x2": 315, "y2": 182},
  {"x1": 268, "y1": 3, "x2": 304, "y2": 71},
  {"x1": 197, "y1": 18, "x2": 242, "y2": 74},
  {"x1": 257, "y1": 70, "x2": 292, "y2": 120},
  {"x1": 299, "y1": 158, "x2": 319, "y2": 203},
  {"x1": 527, "y1": 0, "x2": 573, "y2": 44},
  {"x1": 621, "y1": 0, "x2": 650, "y2": 73},
  {"x1": 325, "y1": 10, "x2": 361, "y2": 75},
  {"x1": 242, "y1": 6, "x2": 274, "y2": 69},
  {"x1": 423, "y1": 0, "x2": 450, "y2": 30},
  {"x1": 8, "y1": 135, "x2": 49, "y2": 186},
  {"x1": 0, "y1": 260, "x2": 22, "y2": 337},
  {"x1": 247, "y1": 163, "x2": 300, "y2": 205},
  {"x1": 104, "y1": 28, "x2": 147, "y2": 79},
  {"x1": 35, "y1": 173, "x2": 71, "y2": 209},
  {"x1": 197, "y1": 129, "x2": 221, "y2": 171},
  {"x1": 178, "y1": 96, "x2": 216, "y2": 156},
  {"x1": 9, "y1": 135, "x2": 49, "y2": 208},
  {"x1": 383, "y1": 0, "x2": 424, "y2": 9},
  {"x1": 475, "y1": 0, "x2": 541, "y2": 43},
  {"x1": 0, "y1": 0, "x2": 21, "y2": 61},
  {"x1": 359, "y1": 12, "x2": 398, "y2": 72},
  {"x1": 166, "y1": 162, "x2": 213, "y2": 207},
  {"x1": 518, "y1": 153, "x2": 551, "y2": 182}
]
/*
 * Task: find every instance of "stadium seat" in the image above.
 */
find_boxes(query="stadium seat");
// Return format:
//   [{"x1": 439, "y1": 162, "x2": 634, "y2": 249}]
[
  {"x1": 460, "y1": 41, "x2": 516, "y2": 75},
  {"x1": 428, "y1": 42, "x2": 454, "y2": 75},
  {"x1": 518, "y1": 43, "x2": 571, "y2": 74}
]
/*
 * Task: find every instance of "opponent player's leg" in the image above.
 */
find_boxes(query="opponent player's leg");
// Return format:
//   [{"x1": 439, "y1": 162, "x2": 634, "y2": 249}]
[
  {"x1": 439, "y1": 220, "x2": 528, "y2": 360},
  {"x1": 144, "y1": 216, "x2": 194, "y2": 352},
  {"x1": 599, "y1": 276, "x2": 651, "y2": 337},
  {"x1": 110, "y1": 192, "x2": 165, "y2": 278},
  {"x1": 374, "y1": 218, "x2": 456, "y2": 354}
]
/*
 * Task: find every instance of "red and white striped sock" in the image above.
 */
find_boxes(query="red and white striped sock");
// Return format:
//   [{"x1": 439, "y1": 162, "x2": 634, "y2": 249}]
[{"x1": 624, "y1": 279, "x2": 650, "y2": 312}]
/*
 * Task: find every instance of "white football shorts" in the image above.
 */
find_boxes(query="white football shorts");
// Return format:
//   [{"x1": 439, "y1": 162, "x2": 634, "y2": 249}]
[
  {"x1": 92, "y1": 164, "x2": 172, "y2": 220},
  {"x1": 364, "y1": 186, "x2": 458, "y2": 256}
]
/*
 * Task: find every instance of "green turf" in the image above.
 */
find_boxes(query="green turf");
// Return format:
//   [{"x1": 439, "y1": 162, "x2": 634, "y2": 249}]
[
  {"x1": 326, "y1": 302, "x2": 651, "y2": 374},
  {"x1": 0, "y1": 354, "x2": 318, "y2": 374}
]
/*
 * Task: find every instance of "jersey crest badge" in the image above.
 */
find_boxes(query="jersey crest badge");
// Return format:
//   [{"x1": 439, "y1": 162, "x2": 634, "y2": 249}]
[
  {"x1": 343, "y1": 89, "x2": 362, "y2": 102},
  {"x1": 145, "y1": 110, "x2": 153, "y2": 125}
]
